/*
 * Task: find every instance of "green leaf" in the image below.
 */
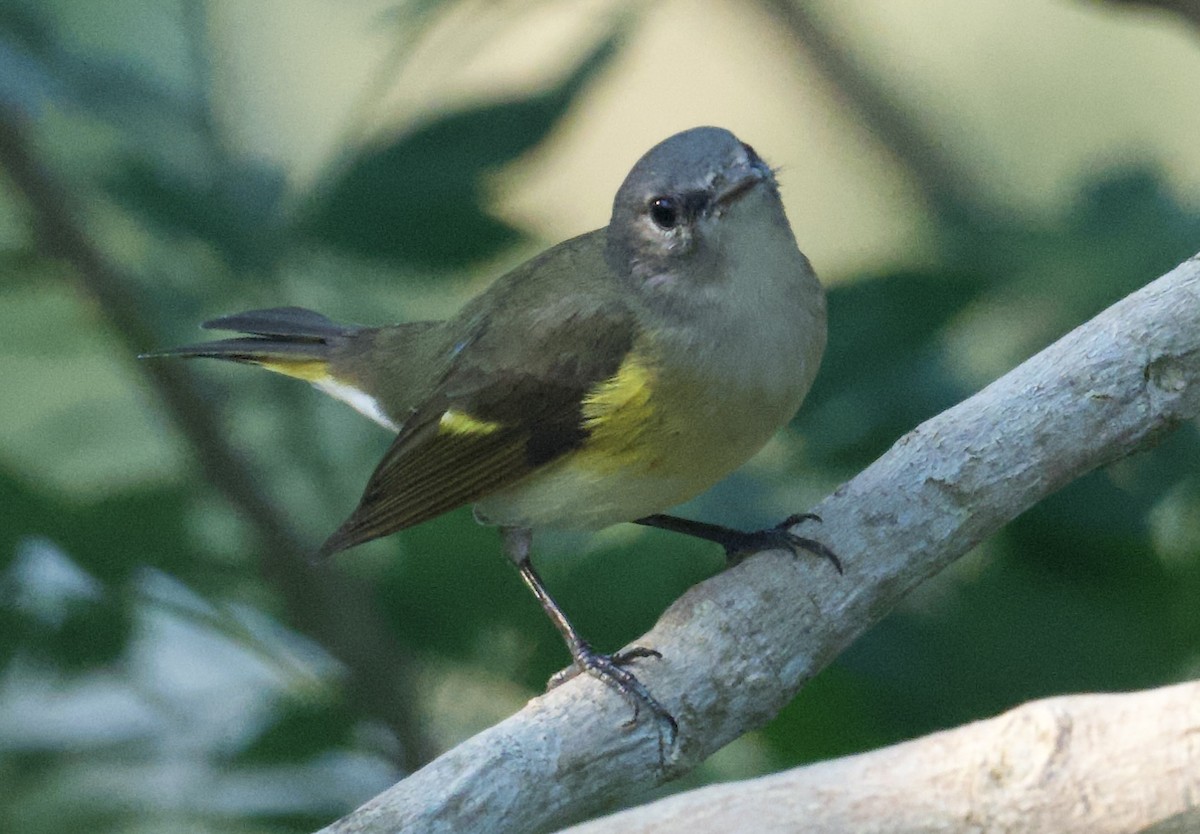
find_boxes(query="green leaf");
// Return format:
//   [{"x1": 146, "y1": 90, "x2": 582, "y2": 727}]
[
  {"x1": 233, "y1": 697, "x2": 357, "y2": 764},
  {"x1": 105, "y1": 156, "x2": 288, "y2": 274},
  {"x1": 0, "y1": 1, "x2": 192, "y2": 125},
  {"x1": 798, "y1": 269, "x2": 986, "y2": 467},
  {"x1": 377, "y1": 510, "x2": 516, "y2": 658},
  {"x1": 41, "y1": 596, "x2": 131, "y2": 671},
  {"x1": 0, "y1": 466, "x2": 216, "y2": 671},
  {"x1": 303, "y1": 33, "x2": 621, "y2": 270},
  {"x1": 763, "y1": 663, "x2": 891, "y2": 766},
  {"x1": 0, "y1": 5, "x2": 60, "y2": 114}
]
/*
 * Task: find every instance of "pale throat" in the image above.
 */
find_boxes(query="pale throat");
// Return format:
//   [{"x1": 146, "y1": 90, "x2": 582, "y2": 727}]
[{"x1": 656, "y1": 199, "x2": 824, "y2": 398}]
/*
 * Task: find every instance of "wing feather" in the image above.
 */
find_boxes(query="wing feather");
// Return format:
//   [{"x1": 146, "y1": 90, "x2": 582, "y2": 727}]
[
  {"x1": 317, "y1": 415, "x2": 531, "y2": 557},
  {"x1": 316, "y1": 297, "x2": 639, "y2": 558}
]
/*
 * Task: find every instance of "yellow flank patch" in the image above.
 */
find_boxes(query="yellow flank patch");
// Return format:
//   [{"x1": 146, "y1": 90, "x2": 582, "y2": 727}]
[
  {"x1": 583, "y1": 356, "x2": 655, "y2": 426},
  {"x1": 256, "y1": 359, "x2": 330, "y2": 382},
  {"x1": 579, "y1": 355, "x2": 665, "y2": 472},
  {"x1": 439, "y1": 409, "x2": 502, "y2": 436}
]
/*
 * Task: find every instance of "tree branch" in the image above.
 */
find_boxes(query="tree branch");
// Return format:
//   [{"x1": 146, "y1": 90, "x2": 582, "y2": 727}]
[
  {"x1": 318, "y1": 252, "x2": 1200, "y2": 834},
  {"x1": 558, "y1": 680, "x2": 1200, "y2": 834},
  {"x1": 1093, "y1": 0, "x2": 1200, "y2": 33},
  {"x1": 757, "y1": 0, "x2": 996, "y2": 225}
]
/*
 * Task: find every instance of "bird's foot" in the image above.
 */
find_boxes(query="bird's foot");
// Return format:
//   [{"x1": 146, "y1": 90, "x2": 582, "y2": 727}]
[
  {"x1": 549, "y1": 641, "x2": 677, "y2": 744},
  {"x1": 634, "y1": 512, "x2": 842, "y2": 573},
  {"x1": 720, "y1": 513, "x2": 843, "y2": 572}
]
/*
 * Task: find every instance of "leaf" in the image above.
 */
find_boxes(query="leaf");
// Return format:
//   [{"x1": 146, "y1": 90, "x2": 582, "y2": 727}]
[
  {"x1": 376, "y1": 510, "x2": 515, "y2": 657},
  {"x1": 0, "y1": 6, "x2": 61, "y2": 115},
  {"x1": 233, "y1": 698, "x2": 357, "y2": 764},
  {"x1": 798, "y1": 269, "x2": 986, "y2": 467},
  {"x1": 0, "y1": 466, "x2": 214, "y2": 671},
  {"x1": 104, "y1": 156, "x2": 288, "y2": 274},
  {"x1": 0, "y1": 1, "x2": 192, "y2": 124},
  {"x1": 40, "y1": 596, "x2": 131, "y2": 670},
  {"x1": 302, "y1": 33, "x2": 621, "y2": 270}
]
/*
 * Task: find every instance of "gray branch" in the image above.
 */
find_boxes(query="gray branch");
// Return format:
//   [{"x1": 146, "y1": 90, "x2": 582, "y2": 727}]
[
  {"x1": 319, "y1": 251, "x2": 1200, "y2": 834},
  {"x1": 559, "y1": 680, "x2": 1200, "y2": 834}
]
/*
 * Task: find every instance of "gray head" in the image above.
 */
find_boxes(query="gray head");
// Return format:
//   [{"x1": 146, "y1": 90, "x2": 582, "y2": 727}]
[{"x1": 605, "y1": 126, "x2": 793, "y2": 293}]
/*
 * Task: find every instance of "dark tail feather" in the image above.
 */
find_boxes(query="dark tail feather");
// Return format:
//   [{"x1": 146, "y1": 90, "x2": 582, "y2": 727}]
[
  {"x1": 143, "y1": 336, "x2": 333, "y2": 364},
  {"x1": 201, "y1": 306, "x2": 349, "y2": 340},
  {"x1": 141, "y1": 307, "x2": 358, "y2": 373}
]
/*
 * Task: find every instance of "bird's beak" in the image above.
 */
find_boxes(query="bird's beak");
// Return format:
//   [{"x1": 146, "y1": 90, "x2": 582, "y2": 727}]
[{"x1": 713, "y1": 164, "x2": 766, "y2": 208}]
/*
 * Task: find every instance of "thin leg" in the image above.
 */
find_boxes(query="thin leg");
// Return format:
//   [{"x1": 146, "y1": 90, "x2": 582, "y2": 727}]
[
  {"x1": 635, "y1": 513, "x2": 842, "y2": 573},
  {"x1": 500, "y1": 527, "x2": 678, "y2": 743}
]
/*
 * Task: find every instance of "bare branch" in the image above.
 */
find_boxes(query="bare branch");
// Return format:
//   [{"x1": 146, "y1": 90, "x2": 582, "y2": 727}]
[
  {"x1": 559, "y1": 680, "x2": 1200, "y2": 834},
  {"x1": 318, "y1": 253, "x2": 1200, "y2": 834},
  {"x1": 1092, "y1": 0, "x2": 1200, "y2": 33},
  {"x1": 757, "y1": 0, "x2": 995, "y2": 224}
]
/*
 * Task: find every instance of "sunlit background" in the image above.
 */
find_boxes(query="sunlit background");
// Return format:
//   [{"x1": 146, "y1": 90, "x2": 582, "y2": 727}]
[{"x1": 2, "y1": 1, "x2": 1199, "y2": 831}]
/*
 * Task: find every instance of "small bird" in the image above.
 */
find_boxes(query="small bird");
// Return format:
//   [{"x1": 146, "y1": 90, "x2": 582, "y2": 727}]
[{"x1": 154, "y1": 126, "x2": 837, "y2": 737}]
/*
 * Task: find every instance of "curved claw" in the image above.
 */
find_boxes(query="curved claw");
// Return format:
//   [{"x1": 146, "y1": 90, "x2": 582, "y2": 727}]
[
  {"x1": 725, "y1": 515, "x2": 843, "y2": 573},
  {"x1": 777, "y1": 531, "x2": 843, "y2": 574},
  {"x1": 547, "y1": 643, "x2": 677, "y2": 746},
  {"x1": 612, "y1": 646, "x2": 663, "y2": 664},
  {"x1": 777, "y1": 512, "x2": 822, "y2": 528},
  {"x1": 549, "y1": 643, "x2": 663, "y2": 689}
]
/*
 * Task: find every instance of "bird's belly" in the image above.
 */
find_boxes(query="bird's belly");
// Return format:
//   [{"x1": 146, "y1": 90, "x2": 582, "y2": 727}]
[{"x1": 474, "y1": 368, "x2": 799, "y2": 531}]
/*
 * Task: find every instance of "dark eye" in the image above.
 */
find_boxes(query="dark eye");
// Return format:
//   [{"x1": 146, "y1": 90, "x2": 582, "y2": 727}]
[{"x1": 649, "y1": 197, "x2": 679, "y2": 230}]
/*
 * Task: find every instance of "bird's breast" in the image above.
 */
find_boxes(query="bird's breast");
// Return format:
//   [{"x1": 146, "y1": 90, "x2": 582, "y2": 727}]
[
  {"x1": 476, "y1": 200, "x2": 826, "y2": 531},
  {"x1": 473, "y1": 333, "x2": 816, "y2": 531}
]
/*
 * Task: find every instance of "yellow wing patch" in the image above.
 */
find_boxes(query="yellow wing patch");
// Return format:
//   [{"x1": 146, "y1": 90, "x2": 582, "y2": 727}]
[{"x1": 438, "y1": 409, "x2": 503, "y2": 436}]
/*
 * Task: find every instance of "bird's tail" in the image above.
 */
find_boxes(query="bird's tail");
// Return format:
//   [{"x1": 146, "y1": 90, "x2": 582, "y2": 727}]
[{"x1": 143, "y1": 306, "x2": 357, "y2": 382}]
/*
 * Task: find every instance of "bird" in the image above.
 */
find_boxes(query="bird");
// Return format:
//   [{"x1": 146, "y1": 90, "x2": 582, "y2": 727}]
[{"x1": 152, "y1": 126, "x2": 837, "y2": 739}]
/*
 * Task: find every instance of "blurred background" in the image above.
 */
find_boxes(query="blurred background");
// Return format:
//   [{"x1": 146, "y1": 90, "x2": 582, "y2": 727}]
[{"x1": 2, "y1": 0, "x2": 1199, "y2": 831}]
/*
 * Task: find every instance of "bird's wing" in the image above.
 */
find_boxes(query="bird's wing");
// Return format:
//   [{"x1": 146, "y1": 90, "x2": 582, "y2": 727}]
[{"x1": 316, "y1": 299, "x2": 638, "y2": 557}]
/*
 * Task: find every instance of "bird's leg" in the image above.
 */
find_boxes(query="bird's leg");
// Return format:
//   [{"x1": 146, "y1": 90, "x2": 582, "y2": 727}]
[
  {"x1": 634, "y1": 513, "x2": 842, "y2": 573},
  {"x1": 501, "y1": 527, "x2": 677, "y2": 742}
]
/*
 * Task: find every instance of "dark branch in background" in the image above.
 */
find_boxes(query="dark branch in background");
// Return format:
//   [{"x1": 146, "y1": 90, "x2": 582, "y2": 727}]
[
  {"x1": 758, "y1": 0, "x2": 996, "y2": 226},
  {"x1": 1094, "y1": 0, "x2": 1200, "y2": 31},
  {"x1": 762, "y1": 0, "x2": 1200, "y2": 221},
  {"x1": 177, "y1": 0, "x2": 354, "y2": 512},
  {"x1": 0, "y1": 107, "x2": 435, "y2": 771},
  {"x1": 180, "y1": 0, "x2": 234, "y2": 172}
]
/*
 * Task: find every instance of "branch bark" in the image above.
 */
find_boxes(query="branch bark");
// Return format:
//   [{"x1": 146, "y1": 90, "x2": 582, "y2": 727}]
[
  {"x1": 319, "y1": 253, "x2": 1200, "y2": 834},
  {"x1": 558, "y1": 680, "x2": 1200, "y2": 834}
]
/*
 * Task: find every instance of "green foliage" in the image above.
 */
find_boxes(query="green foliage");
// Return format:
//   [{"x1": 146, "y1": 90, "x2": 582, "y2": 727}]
[
  {"x1": 234, "y1": 698, "x2": 359, "y2": 765},
  {"x1": 304, "y1": 34, "x2": 620, "y2": 270},
  {"x1": 0, "y1": 2, "x2": 190, "y2": 123},
  {"x1": 1, "y1": 1, "x2": 1198, "y2": 831},
  {"x1": 106, "y1": 156, "x2": 289, "y2": 275},
  {"x1": 801, "y1": 268, "x2": 987, "y2": 467}
]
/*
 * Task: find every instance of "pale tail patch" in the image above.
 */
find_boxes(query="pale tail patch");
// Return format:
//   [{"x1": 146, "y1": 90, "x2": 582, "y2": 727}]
[{"x1": 313, "y1": 377, "x2": 399, "y2": 432}]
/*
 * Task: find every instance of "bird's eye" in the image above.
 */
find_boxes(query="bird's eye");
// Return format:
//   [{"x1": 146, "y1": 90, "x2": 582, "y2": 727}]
[{"x1": 649, "y1": 197, "x2": 679, "y2": 230}]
